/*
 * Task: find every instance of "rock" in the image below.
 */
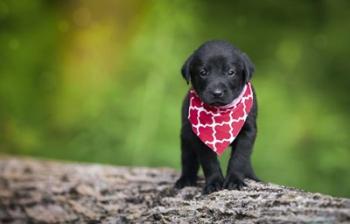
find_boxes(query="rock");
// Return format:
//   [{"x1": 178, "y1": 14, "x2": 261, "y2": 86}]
[{"x1": 0, "y1": 157, "x2": 349, "y2": 223}]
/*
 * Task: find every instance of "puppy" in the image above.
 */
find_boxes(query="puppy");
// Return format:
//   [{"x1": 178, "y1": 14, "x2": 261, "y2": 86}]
[{"x1": 175, "y1": 40, "x2": 259, "y2": 194}]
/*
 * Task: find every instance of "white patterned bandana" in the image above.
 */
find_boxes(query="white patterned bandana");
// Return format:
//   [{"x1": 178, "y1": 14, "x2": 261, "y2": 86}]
[{"x1": 188, "y1": 82, "x2": 254, "y2": 155}]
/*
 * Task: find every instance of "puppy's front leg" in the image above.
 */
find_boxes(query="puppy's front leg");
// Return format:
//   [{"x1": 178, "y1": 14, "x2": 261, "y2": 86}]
[
  {"x1": 175, "y1": 135, "x2": 200, "y2": 188},
  {"x1": 224, "y1": 113, "x2": 259, "y2": 190},
  {"x1": 195, "y1": 142, "x2": 224, "y2": 194}
]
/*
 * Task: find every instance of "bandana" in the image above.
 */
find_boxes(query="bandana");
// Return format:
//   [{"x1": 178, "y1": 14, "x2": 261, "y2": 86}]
[{"x1": 188, "y1": 82, "x2": 253, "y2": 156}]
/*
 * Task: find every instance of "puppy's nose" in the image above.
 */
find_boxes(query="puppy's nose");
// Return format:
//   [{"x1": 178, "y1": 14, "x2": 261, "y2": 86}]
[{"x1": 212, "y1": 89, "x2": 224, "y2": 98}]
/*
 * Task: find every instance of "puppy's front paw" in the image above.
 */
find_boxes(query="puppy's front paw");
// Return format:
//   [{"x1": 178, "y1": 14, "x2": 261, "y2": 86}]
[
  {"x1": 202, "y1": 175, "x2": 224, "y2": 194},
  {"x1": 223, "y1": 174, "x2": 247, "y2": 190},
  {"x1": 174, "y1": 176, "x2": 197, "y2": 189}
]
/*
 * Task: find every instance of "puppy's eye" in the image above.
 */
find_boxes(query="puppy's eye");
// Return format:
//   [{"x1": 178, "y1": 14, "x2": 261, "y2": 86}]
[
  {"x1": 199, "y1": 69, "x2": 208, "y2": 77},
  {"x1": 227, "y1": 69, "x2": 236, "y2": 76}
]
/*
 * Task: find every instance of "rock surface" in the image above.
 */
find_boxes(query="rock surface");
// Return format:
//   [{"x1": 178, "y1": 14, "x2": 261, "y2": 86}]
[{"x1": 0, "y1": 157, "x2": 349, "y2": 223}]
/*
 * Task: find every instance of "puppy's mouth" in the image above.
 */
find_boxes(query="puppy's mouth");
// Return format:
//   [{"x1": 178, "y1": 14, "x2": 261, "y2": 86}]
[
  {"x1": 198, "y1": 94, "x2": 232, "y2": 107},
  {"x1": 202, "y1": 98, "x2": 231, "y2": 107},
  {"x1": 208, "y1": 101, "x2": 228, "y2": 107},
  {"x1": 202, "y1": 88, "x2": 245, "y2": 108}
]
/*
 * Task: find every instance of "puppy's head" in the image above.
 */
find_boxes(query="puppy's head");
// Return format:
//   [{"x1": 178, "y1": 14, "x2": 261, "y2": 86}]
[{"x1": 182, "y1": 40, "x2": 254, "y2": 106}]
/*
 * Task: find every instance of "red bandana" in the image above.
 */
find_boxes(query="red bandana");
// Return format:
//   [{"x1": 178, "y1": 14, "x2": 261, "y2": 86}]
[{"x1": 188, "y1": 82, "x2": 254, "y2": 156}]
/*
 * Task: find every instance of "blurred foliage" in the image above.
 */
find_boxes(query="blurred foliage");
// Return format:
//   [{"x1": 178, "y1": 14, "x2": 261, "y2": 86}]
[{"x1": 0, "y1": 0, "x2": 349, "y2": 197}]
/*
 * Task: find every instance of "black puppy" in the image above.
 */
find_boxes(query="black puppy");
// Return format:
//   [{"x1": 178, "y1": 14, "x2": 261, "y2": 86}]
[{"x1": 175, "y1": 40, "x2": 259, "y2": 194}]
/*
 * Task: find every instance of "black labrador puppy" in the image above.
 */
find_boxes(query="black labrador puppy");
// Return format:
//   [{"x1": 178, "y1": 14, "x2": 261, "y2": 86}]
[{"x1": 175, "y1": 40, "x2": 259, "y2": 194}]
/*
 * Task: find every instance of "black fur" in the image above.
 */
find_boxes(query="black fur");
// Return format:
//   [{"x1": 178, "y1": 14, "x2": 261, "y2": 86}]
[{"x1": 175, "y1": 40, "x2": 259, "y2": 194}]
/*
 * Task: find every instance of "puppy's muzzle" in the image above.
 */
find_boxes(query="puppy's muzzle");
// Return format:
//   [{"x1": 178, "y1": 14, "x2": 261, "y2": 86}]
[{"x1": 212, "y1": 88, "x2": 224, "y2": 98}]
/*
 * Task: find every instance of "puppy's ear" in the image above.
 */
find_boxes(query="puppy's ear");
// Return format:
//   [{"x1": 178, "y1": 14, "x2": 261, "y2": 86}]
[
  {"x1": 181, "y1": 54, "x2": 193, "y2": 84},
  {"x1": 241, "y1": 52, "x2": 255, "y2": 83}
]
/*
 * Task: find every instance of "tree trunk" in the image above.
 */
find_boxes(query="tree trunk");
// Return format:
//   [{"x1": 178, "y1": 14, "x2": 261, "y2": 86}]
[{"x1": 0, "y1": 157, "x2": 349, "y2": 223}]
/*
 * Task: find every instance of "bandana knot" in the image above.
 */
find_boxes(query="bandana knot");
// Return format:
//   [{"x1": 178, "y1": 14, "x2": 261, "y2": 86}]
[{"x1": 188, "y1": 82, "x2": 254, "y2": 155}]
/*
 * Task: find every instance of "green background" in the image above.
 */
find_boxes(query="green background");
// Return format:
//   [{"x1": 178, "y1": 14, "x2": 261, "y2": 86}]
[{"x1": 0, "y1": 0, "x2": 349, "y2": 197}]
